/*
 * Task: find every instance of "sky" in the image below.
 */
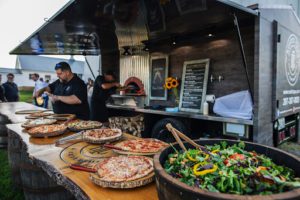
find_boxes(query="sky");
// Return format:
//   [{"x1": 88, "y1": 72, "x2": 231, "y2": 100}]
[{"x1": 0, "y1": 0, "x2": 73, "y2": 68}]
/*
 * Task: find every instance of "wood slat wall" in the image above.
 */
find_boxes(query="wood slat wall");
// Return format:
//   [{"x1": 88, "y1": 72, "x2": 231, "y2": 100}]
[{"x1": 149, "y1": 26, "x2": 255, "y2": 106}]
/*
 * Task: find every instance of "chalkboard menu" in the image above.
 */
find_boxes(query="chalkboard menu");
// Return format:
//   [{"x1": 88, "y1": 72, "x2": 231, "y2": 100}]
[
  {"x1": 179, "y1": 59, "x2": 210, "y2": 113},
  {"x1": 150, "y1": 56, "x2": 168, "y2": 100}
]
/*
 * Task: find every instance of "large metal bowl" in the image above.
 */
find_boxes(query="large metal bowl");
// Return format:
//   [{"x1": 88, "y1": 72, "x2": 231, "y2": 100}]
[{"x1": 154, "y1": 139, "x2": 300, "y2": 200}]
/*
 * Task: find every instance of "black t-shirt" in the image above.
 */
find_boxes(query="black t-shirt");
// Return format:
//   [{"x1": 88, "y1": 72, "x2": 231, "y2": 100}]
[
  {"x1": 49, "y1": 74, "x2": 89, "y2": 120},
  {"x1": 0, "y1": 85, "x2": 5, "y2": 102},
  {"x1": 3, "y1": 82, "x2": 18, "y2": 102},
  {"x1": 92, "y1": 75, "x2": 116, "y2": 102}
]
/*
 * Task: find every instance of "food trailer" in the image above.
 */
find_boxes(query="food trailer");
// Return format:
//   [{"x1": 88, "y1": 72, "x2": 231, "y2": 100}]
[{"x1": 10, "y1": 0, "x2": 300, "y2": 146}]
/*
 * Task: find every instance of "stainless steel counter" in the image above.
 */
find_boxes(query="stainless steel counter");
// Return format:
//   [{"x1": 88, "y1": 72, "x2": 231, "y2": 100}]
[{"x1": 107, "y1": 104, "x2": 253, "y2": 125}]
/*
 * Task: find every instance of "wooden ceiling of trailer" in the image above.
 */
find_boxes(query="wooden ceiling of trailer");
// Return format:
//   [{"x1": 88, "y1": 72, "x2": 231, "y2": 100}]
[{"x1": 9, "y1": 0, "x2": 257, "y2": 56}]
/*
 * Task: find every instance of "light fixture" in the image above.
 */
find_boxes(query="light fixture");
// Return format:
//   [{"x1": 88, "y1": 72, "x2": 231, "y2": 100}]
[
  {"x1": 208, "y1": 33, "x2": 213, "y2": 37},
  {"x1": 172, "y1": 36, "x2": 178, "y2": 45},
  {"x1": 142, "y1": 45, "x2": 149, "y2": 51},
  {"x1": 122, "y1": 46, "x2": 131, "y2": 56}
]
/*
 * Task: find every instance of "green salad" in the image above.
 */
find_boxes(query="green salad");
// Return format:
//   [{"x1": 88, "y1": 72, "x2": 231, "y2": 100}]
[{"x1": 164, "y1": 141, "x2": 300, "y2": 195}]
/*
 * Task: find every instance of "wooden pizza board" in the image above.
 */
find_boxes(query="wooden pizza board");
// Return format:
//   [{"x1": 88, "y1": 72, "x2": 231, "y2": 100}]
[
  {"x1": 112, "y1": 149, "x2": 160, "y2": 156},
  {"x1": 15, "y1": 109, "x2": 44, "y2": 114},
  {"x1": 27, "y1": 129, "x2": 67, "y2": 138},
  {"x1": 89, "y1": 172, "x2": 155, "y2": 189}
]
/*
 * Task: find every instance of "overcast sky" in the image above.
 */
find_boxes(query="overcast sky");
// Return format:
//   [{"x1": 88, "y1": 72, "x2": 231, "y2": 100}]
[{"x1": 0, "y1": 0, "x2": 70, "y2": 68}]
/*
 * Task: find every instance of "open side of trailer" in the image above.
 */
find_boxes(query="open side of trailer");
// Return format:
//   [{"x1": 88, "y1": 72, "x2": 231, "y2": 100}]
[{"x1": 10, "y1": 0, "x2": 300, "y2": 146}]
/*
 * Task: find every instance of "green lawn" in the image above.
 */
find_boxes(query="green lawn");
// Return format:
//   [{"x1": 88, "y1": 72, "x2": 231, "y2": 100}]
[
  {"x1": 19, "y1": 90, "x2": 33, "y2": 103},
  {"x1": 0, "y1": 150, "x2": 24, "y2": 200}
]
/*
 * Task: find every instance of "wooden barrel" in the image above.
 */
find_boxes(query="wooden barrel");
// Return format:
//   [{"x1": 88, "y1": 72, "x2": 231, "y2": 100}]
[
  {"x1": 7, "y1": 132, "x2": 23, "y2": 188},
  {"x1": 20, "y1": 149, "x2": 74, "y2": 200},
  {"x1": 8, "y1": 131, "x2": 74, "y2": 200},
  {"x1": 0, "y1": 114, "x2": 10, "y2": 148},
  {"x1": 154, "y1": 139, "x2": 300, "y2": 200}
]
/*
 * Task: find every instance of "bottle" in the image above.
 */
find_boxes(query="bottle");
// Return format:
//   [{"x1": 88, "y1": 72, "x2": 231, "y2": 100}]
[{"x1": 203, "y1": 101, "x2": 209, "y2": 115}]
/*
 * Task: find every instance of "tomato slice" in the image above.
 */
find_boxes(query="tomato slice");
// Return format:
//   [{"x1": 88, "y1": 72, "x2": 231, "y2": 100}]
[{"x1": 229, "y1": 153, "x2": 245, "y2": 160}]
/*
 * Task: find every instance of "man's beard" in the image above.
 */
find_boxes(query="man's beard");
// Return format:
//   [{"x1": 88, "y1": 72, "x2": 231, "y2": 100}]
[{"x1": 59, "y1": 79, "x2": 67, "y2": 83}]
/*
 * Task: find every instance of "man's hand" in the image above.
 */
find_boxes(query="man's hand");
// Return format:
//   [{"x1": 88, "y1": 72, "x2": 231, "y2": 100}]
[
  {"x1": 45, "y1": 92, "x2": 59, "y2": 103},
  {"x1": 114, "y1": 82, "x2": 121, "y2": 88}
]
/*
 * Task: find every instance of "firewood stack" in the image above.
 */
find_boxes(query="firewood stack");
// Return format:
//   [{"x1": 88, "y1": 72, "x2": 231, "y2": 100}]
[{"x1": 109, "y1": 115, "x2": 144, "y2": 137}]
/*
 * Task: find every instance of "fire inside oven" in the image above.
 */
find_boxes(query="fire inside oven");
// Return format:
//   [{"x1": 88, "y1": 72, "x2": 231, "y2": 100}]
[{"x1": 124, "y1": 77, "x2": 145, "y2": 96}]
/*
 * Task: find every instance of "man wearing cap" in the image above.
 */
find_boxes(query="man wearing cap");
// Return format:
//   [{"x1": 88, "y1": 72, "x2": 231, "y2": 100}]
[{"x1": 37, "y1": 62, "x2": 89, "y2": 120}]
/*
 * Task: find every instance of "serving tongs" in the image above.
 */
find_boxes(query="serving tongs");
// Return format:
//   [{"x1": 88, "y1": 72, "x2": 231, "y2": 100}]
[
  {"x1": 166, "y1": 123, "x2": 208, "y2": 153},
  {"x1": 55, "y1": 131, "x2": 83, "y2": 146}
]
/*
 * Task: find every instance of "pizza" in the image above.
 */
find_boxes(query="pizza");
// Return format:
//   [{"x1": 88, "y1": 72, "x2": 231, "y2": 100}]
[
  {"x1": 67, "y1": 120, "x2": 102, "y2": 131},
  {"x1": 46, "y1": 114, "x2": 75, "y2": 121},
  {"x1": 27, "y1": 124, "x2": 67, "y2": 134},
  {"x1": 83, "y1": 128, "x2": 122, "y2": 140},
  {"x1": 26, "y1": 112, "x2": 53, "y2": 119},
  {"x1": 114, "y1": 138, "x2": 168, "y2": 153},
  {"x1": 22, "y1": 118, "x2": 57, "y2": 128},
  {"x1": 96, "y1": 156, "x2": 153, "y2": 182}
]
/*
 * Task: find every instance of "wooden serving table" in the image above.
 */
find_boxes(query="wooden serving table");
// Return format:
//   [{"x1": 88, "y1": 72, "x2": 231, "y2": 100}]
[
  {"x1": 7, "y1": 125, "x2": 158, "y2": 200},
  {"x1": 1, "y1": 102, "x2": 158, "y2": 200},
  {"x1": 0, "y1": 102, "x2": 45, "y2": 123}
]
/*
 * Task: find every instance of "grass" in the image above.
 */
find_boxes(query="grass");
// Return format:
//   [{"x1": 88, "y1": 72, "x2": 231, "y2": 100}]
[
  {"x1": 19, "y1": 90, "x2": 33, "y2": 103},
  {"x1": 0, "y1": 149, "x2": 24, "y2": 200}
]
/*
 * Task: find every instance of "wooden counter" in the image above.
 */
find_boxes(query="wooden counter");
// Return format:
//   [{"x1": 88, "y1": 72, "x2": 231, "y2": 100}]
[
  {"x1": 6, "y1": 124, "x2": 158, "y2": 200},
  {"x1": 1, "y1": 102, "x2": 158, "y2": 200},
  {"x1": 0, "y1": 102, "x2": 45, "y2": 123}
]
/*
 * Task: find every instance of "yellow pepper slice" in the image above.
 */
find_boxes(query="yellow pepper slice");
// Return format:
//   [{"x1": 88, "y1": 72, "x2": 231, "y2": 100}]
[
  {"x1": 186, "y1": 151, "x2": 209, "y2": 162},
  {"x1": 193, "y1": 163, "x2": 218, "y2": 176},
  {"x1": 211, "y1": 150, "x2": 220, "y2": 154}
]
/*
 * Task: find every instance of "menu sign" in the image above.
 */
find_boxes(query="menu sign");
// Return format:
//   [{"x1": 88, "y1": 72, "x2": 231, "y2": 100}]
[{"x1": 179, "y1": 59, "x2": 209, "y2": 113}]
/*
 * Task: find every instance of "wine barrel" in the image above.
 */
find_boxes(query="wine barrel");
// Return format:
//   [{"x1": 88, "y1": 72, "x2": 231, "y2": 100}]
[
  {"x1": 7, "y1": 132, "x2": 23, "y2": 188},
  {"x1": 0, "y1": 114, "x2": 10, "y2": 148},
  {"x1": 154, "y1": 139, "x2": 300, "y2": 200},
  {"x1": 0, "y1": 124, "x2": 7, "y2": 148},
  {"x1": 19, "y1": 150, "x2": 75, "y2": 200},
  {"x1": 8, "y1": 131, "x2": 74, "y2": 200}
]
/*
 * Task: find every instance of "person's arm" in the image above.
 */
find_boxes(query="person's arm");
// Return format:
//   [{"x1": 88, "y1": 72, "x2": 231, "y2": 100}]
[
  {"x1": 56, "y1": 95, "x2": 81, "y2": 104},
  {"x1": 101, "y1": 82, "x2": 120, "y2": 89},
  {"x1": 36, "y1": 86, "x2": 51, "y2": 97}
]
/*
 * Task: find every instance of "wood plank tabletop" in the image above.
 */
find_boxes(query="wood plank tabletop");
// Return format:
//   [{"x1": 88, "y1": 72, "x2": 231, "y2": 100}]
[
  {"x1": 0, "y1": 102, "x2": 45, "y2": 123},
  {"x1": 2, "y1": 102, "x2": 158, "y2": 200}
]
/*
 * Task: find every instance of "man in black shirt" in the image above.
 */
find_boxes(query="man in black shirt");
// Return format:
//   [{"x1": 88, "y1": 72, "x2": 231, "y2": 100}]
[
  {"x1": 91, "y1": 71, "x2": 120, "y2": 122},
  {"x1": 37, "y1": 62, "x2": 89, "y2": 120},
  {"x1": 0, "y1": 74, "x2": 7, "y2": 102},
  {"x1": 3, "y1": 73, "x2": 19, "y2": 102}
]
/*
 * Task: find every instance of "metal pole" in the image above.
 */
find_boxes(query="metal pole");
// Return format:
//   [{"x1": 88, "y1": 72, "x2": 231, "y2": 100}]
[
  {"x1": 84, "y1": 56, "x2": 96, "y2": 79},
  {"x1": 232, "y1": 13, "x2": 254, "y2": 102}
]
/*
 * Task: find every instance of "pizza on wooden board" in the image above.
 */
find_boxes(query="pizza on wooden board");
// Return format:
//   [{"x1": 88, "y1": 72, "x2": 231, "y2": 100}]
[
  {"x1": 22, "y1": 118, "x2": 57, "y2": 128},
  {"x1": 97, "y1": 156, "x2": 153, "y2": 182},
  {"x1": 26, "y1": 112, "x2": 53, "y2": 118},
  {"x1": 114, "y1": 138, "x2": 169, "y2": 153},
  {"x1": 27, "y1": 124, "x2": 67, "y2": 134},
  {"x1": 67, "y1": 120, "x2": 102, "y2": 130},
  {"x1": 83, "y1": 128, "x2": 122, "y2": 140}
]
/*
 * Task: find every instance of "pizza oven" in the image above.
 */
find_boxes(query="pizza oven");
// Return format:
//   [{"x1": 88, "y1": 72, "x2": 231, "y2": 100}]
[
  {"x1": 110, "y1": 77, "x2": 146, "y2": 107},
  {"x1": 124, "y1": 77, "x2": 145, "y2": 96}
]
